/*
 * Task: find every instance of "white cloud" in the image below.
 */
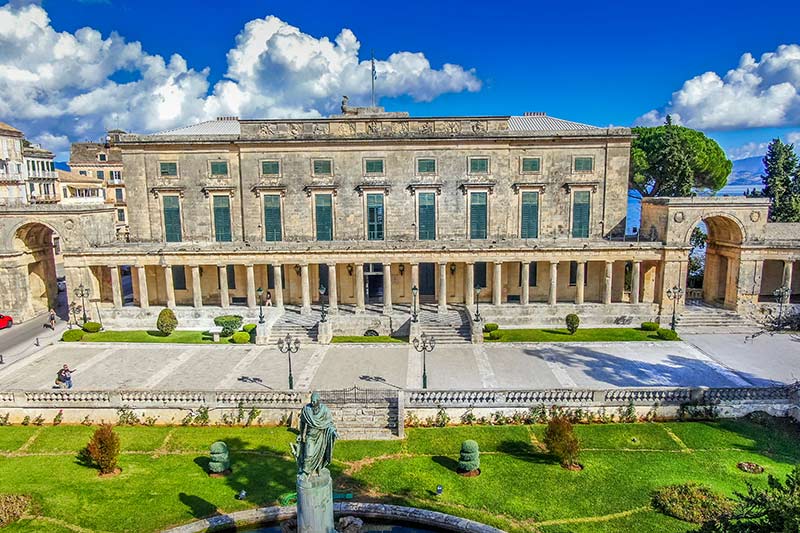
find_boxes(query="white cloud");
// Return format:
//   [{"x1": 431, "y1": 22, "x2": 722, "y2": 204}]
[
  {"x1": 728, "y1": 141, "x2": 770, "y2": 161},
  {"x1": 636, "y1": 44, "x2": 800, "y2": 130},
  {"x1": 0, "y1": 5, "x2": 481, "y2": 158}
]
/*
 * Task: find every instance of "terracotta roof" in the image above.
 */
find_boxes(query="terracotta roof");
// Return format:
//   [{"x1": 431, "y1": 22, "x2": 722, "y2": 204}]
[
  {"x1": 23, "y1": 145, "x2": 55, "y2": 159},
  {"x1": 0, "y1": 121, "x2": 23, "y2": 138},
  {"x1": 68, "y1": 142, "x2": 122, "y2": 165}
]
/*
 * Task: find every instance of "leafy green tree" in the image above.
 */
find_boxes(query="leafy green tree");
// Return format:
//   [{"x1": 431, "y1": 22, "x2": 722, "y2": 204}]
[
  {"x1": 630, "y1": 117, "x2": 731, "y2": 197},
  {"x1": 750, "y1": 138, "x2": 800, "y2": 222},
  {"x1": 687, "y1": 226, "x2": 707, "y2": 288}
]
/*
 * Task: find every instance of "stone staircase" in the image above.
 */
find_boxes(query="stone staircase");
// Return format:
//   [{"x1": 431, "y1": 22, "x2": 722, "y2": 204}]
[
  {"x1": 320, "y1": 387, "x2": 400, "y2": 439},
  {"x1": 269, "y1": 306, "x2": 319, "y2": 343},
  {"x1": 417, "y1": 304, "x2": 472, "y2": 344},
  {"x1": 676, "y1": 302, "x2": 759, "y2": 334}
]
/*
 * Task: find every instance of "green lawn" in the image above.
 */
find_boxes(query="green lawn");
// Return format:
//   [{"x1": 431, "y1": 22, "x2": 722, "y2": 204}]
[
  {"x1": 331, "y1": 335, "x2": 408, "y2": 343},
  {"x1": 79, "y1": 330, "x2": 231, "y2": 344},
  {"x1": 484, "y1": 327, "x2": 676, "y2": 342},
  {"x1": 0, "y1": 420, "x2": 796, "y2": 532}
]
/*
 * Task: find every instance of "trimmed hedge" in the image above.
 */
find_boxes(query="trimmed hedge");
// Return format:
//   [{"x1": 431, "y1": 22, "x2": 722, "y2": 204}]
[
  {"x1": 62, "y1": 329, "x2": 85, "y2": 342},
  {"x1": 231, "y1": 331, "x2": 251, "y2": 344},
  {"x1": 565, "y1": 314, "x2": 580, "y2": 334},
  {"x1": 156, "y1": 308, "x2": 178, "y2": 335},
  {"x1": 488, "y1": 330, "x2": 501, "y2": 340},
  {"x1": 483, "y1": 323, "x2": 499, "y2": 333},
  {"x1": 82, "y1": 321, "x2": 102, "y2": 333},
  {"x1": 213, "y1": 315, "x2": 243, "y2": 337},
  {"x1": 641, "y1": 321, "x2": 660, "y2": 331},
  {"x1": 651, "y1": 483, "x2": 732, "y2": 523},
  {"x1": 657, "y1": 328, "x2": 679, "y2": 341},
  {"x1": 208, "y1": 441, "x2": 230, "y2": 474},
  {"x1": 242, "y1": 323, "x2": 257, "y2": 334},
  {"x1": 458, "y1": 439, "x2": 480, "y2": 473}
]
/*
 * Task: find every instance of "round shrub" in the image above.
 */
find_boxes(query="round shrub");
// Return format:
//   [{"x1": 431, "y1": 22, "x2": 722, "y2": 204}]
[
  {"x1": 231, "y1": 331, "x2": 251, "y2": 344},
  {"x1": 483, "y1": 323, "x2": 499, "y2": 333},
  {"x1": 208, "y1": 441, "x2": 230, "y2": 474},
  {"x1": 651, "y1": 483, "x2": 733, "y2": 523},
  {"x1": 156, "y1": 308, "x2": 178, "y2": 335},
  {"x1": 657, "y1": 328, "x2": 679, "y2": 341},
  {"x1": 641, "y1": 321, "x2": 660, "y2": 331},
  {"x1": 544, "y1": 416, "x2": 580, "y2": 468},
  {"x1": 82, "y1": 321, "x2": 102, "y2": 333},
  {"x1": 488, "y1": 330, "x2": 502, "y2": 340},
  {"x1": 62, "y1": 329, "x2": 85, "y2": 342},
  {"x1": 242, "y1": 323, "x2": 257, "y2": 334},
  {"x1": 565, "y1": 314, "x2": 580, "y2": 335},
  {"x1": 458, "y1": 439, "x2": 480, "y2": 473},
  {"x1": 214, "y1": 315, "x2": 243, "y2": 337}
]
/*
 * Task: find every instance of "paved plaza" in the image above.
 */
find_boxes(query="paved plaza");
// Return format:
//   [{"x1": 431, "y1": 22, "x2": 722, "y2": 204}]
[{"x1": 0, "y1": 334, "x2": 796, "y2": 392}]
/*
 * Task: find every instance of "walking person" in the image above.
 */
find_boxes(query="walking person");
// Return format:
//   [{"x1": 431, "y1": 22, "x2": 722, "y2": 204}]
[
  {"x1": 265, "y1": 291, "x2": 273, "y2": 307},
  {"x1": 49, "y1": 308, "x2": 57, "y2": 330},
  {"x1": 55, "y1": 364, "x2": 75, "y2": 389}
]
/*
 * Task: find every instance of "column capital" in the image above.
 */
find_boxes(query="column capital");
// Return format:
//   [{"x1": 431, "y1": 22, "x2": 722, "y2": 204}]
[
  {"x1": 576, "y1": 259, "x2": 587, "y2": 265},
  {"x1": 383, "y1": 262, "x2": 392, "y2": 267},
  {"x1": 550, "y1": 260, "x2": 559, "y2": 265}
]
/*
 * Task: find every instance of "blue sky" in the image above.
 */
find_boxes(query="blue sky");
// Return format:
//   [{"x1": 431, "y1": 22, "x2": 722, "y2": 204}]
[{"x1": 3, "y1": 0, "x2": 800, "y2": 160}]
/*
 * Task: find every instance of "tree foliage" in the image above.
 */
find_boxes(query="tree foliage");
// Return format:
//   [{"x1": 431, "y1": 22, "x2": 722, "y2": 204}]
[
  {"x1": 688, "y1": 226, "x2": 708, "y2": 288},
  {"x1": 748, "y1": 138, "x2": 800, "y2": 222},
  {"x1": 630, "y1": 117, "x2": 731, "y2": 197},
  {"x1": 543, "y1": 416, "x2": 580, "y2": 467},
  {"x1": 156, "y1": 308, "x2": 178, "y2": 336}
]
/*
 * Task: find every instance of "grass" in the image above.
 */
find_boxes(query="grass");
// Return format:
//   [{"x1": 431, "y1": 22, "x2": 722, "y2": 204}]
[
  {"x1": 484, "y1": 327, "x2": 677, "y2": 342},
  {"x1": 78, "y1": 330, "x2": 234, "y2": 344},
  {"x1": 0, "y1": 420, "x2": 797, "y2": 532},
  {"x1": 331, "y1": 335, "x2": 408, "y2": 343}
]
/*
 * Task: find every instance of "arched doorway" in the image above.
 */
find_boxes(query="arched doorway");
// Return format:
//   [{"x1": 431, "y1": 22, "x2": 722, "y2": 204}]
[
  {"x1": 685, "y1": 215, "x2": 745, "y2": 309},
  {"x1": 12, "y1": 222, "x2": 64, "y2": 319}
]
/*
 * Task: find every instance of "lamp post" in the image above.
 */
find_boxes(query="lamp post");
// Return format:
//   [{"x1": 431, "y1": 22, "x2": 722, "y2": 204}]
[
  {"x1": 666, "y1": 285, "x2": 684, "y2": 331},
  {"x1": 411, "y1": 285, "x2": 419, "y2": 323},
  {"x1": 474, "y1": 284, "x2": 483, "y2": 322},
  {"x1": 773, "y1": 285, "x2": 791, "y2": 330},
  {"x1": 73, "y1": 283, "x2": 90, "y2": 324},
  {"x1": 412, "y1": 332, "x2": 436, "y2": 389},
  {"x1": 277, "y1": 333, "x2": 300, "y2": 390},
  {"x1": 319, "y1": 284, "x2": 327, "y2": 323},
  {"x1": 256, "y1": 287, "x2": 265, "y2": 324},
  {"x1": 68, "y1": 301, "x2": 82, "y2": 329}
]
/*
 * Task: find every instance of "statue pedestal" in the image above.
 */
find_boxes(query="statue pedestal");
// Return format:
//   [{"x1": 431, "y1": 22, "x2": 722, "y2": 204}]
[{"x1": 296, "y1": 468, "x2": 335, "y2": 533}]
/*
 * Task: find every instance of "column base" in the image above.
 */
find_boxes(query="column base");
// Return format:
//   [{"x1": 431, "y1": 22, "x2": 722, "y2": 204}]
[
  {"x1": 300, "y1": 306, "x2": 311, "y2": 316},
  {"x1": 296, "y1": 468, "x2": 335, "y2": 533},
  {"x1": 382, "y1": 306, "x2": 393, "y2": 315},
  {"x1": 437, "y1": 305, "x2": 447, "y2": 314},
  {"x1": 318, "y1": 321, "x2": 333, "y2": 344}
]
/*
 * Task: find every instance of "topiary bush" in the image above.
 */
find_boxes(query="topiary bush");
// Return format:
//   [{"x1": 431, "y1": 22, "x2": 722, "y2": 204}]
[
  {"x1": 0, "y1": 494, "x2": 32, "y2": 527},
  {"x1": 85, "y1": 423, "x2": 120, "y2": 475},
  {"x1": 208, "y1": 441, "x2": 230, "y2": 474},
  {"x1": 242, "y1": 323, "x2": 257, "y2": 334},
  {"x1": 488, "y1": 330, "x2": 502, "y2": 340},
  {"x1": 82, "y1": 321, "x2": 102, "y2": 333},
  {"x1": 565, "y1": 314, "x2": 580, "y2": 335},
  {"x1": 483, "y1": 323, "x2": 499, "y2": 333},
  {"x1": 641, "y1": 321, "x2": 660, "y2": 331},
  {"x1": 543, "y1": 416, "x2": 580, "y2": 468},
  {"x1": 62, "y1": 329, "x2": 84, "y2": 342},
  {"x1": 231, "y1": 331, "x2": 251, "y2": 344},
  {"x1": 457, "y1": 439, "x2": 481, "y2": 474},
  {"x1": 156, "y1": 308, "x2": 178, "y2": 335},
  {"x1": 657, "y1": 328, "x2": 679, "y2": 341},
  {"x1": 651, "y1": 483, "x2": 733, "y2": 523},
  {"x1": 214, "y1": 315, "x2": 243, "y2": 337}
]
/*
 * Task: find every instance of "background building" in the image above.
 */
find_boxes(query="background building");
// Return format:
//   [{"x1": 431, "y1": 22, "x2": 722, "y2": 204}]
[
  {"x1": 0, "y1": 122, "x2": 26, "y2": 207},
  {"x1": 23, "y1": 144, "x2": 59, "y2": 204}
]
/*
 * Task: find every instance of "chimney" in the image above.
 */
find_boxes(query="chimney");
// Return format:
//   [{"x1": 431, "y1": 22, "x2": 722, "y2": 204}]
[{"x1": 523, "y1": 112, "x2": 547, "y2": 117}]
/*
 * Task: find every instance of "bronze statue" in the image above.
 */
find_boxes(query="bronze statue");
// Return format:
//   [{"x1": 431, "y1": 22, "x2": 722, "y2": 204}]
[{"x1": 291, "y1": 392, "x2": 338, "y2": 476}]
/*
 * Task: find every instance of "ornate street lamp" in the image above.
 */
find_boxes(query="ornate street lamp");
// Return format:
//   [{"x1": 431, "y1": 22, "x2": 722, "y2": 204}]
[
  {"x1": 68, "y1": 301, "x2": 82, "y2": 329},
  {"x1": 411, "y1": 285, "x2": 419, "y2": 323},
  {"x1": 319, "y1": 284, "x2": 327, "y2": 323},
  {"x1": 256, "y1": 287, "x2": 265, "y2": 324},
  {"x1": 412, "y1": 332, "x2": 436, "y2": 389},
  {"x1": 73, "y1": 283, "x2": 90, "y2": 324},
  {"x1": 666, "y1": 285, "x2": 684, "y2": 332},
  {"x1": 773, "y1": 285, "x2": 791, "y2": 330},
  {"x1": 474, "y1": 284, "x2": 483, "y2": 322},
  {"x1": 277, "y1": 333, "x2": 300, "y2": 390}
]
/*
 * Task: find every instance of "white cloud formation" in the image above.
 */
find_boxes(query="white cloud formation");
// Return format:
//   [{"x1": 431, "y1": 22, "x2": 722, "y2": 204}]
[
  {"x1": 636, "y1": 44, "x2": 800, "y2": 130},
  {"x1": 0, "y1": 4, "x2": 481, "y2": 158},
  {"x1": 728, "y1": 141, "x2": 770, "y2": 161}
]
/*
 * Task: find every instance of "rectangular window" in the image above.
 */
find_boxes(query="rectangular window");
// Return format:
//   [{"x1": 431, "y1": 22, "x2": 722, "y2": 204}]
[
  {"x1": 78, "y1": 170, "x2": 87, "y2": 176},
  {"x1": 159, "y1": 162, "x2": 177, "y2": 177},
  {"x1": 116, "y1": 209, "x2": 125, "y2": 222},
  {"x1": 315, "y1": 194, "x2": 333, "y2": 241},
  {"x1": 261, "y1": 160, "x2": 280, "y2": 175},
  {"x1": 213, "y1": 195, "x2": 232, "y2": 242},
  {"x1": 520, "y1": 191, "x2": 539, "y2": 239},
  {"x1": 263, "y1": 194, "x2": 282, "y2": 241},
  {"x1": 210, "y1": 161, "x2": 228, "y2": 176},
  {"x1": 522, "y1": 157, "x2": 541, "y2": 172},
  {"x1": 469, "y1": 157, "x2": 489, "y2": 174},
  {"x1": 366, "y1": 193, "x2": 384, "y2": 240},
  {"x1": 115, "y1": 188, "x2": 123, "y2": 201},
  {"x1": 574, "y1": 157, "x2": 593, "y2": 172},
  {"x1": 226, "y1": 264, "x2": 236, "y2": 290},
  {"x1": 313, "y1": 159, "x2": 332, "y2": 176},
  {"x1": 572, "y1": 190, "x2": 591, "y2": 238},
  {"x1": 163, "y1": 195, "x2": 182, "y2": 242},
  {"x1": 469, "y1": 191, "x2": 487, "y2": 239},
  {"x1": 569, "y1": 262, "x2": 588, "y2": 286},
  {"x1": 365, "y1": 159, "x2": 384, "y2": 174},
  {"x1": 475, "y1": 262, "x2": 487, "y2": 288},
  {"x1": 172, "y1": 265, "x2": 186, "y2": 290},
  {"x1": 98, "y1": 153, "x2": 107, "y2": 162},
  {"x1": 417, "y1": 158, "x2": 436, "y2": 174},
  {"x1": 111, "y1": 170, "x2": 121, "y2": 180},
  {"x1": 418, "y1": 192, "x2": 436, "y2": 240},
  {"x1": 96, "y1": 170, "x2": 104, "y2": 180}
]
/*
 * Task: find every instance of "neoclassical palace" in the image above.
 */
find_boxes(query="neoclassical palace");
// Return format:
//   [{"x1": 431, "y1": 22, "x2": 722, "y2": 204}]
[{"x1": 1, "y1": 108, "x2": 798, "y2": 340}]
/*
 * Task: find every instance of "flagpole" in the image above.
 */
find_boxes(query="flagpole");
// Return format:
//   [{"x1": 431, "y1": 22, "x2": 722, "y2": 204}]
[{"x1": 371, "y1": 50, "x2": 376, "y2": 108}]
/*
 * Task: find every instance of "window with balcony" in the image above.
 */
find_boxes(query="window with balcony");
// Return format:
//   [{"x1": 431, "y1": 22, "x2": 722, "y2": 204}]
[
  {"x1": 212, "y1": 195, "x2": 232, "y2": 242},
  {"x1": 469, "y1": 191, "x2": 488, "y2": 239},
  {"x1": 315, "y1": 193, "x2": 333, "y2": 241},
  {"x1": 418, "y1": 192, "x2": 436, "y2": 240},
  {"x1": 263, "y1": 194, "x2": 282, "y2": 241},
  {"x1": 366, "y1": 193, "x2": 384, "y2": 240},
  {"x1": 571, "y1": 190, "x2": 591, "y2": 238},
  {"x1": 520, "y1": 191, "x2": 539, "y2": 239},
  {"x1": 162, "y1": 195, "x2": 182, "y2": 242}
]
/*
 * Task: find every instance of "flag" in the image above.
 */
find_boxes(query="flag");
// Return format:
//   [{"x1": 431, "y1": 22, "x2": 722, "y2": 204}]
[{"x1": 371, "y1": 54, "x2": 377, "y2": 80}]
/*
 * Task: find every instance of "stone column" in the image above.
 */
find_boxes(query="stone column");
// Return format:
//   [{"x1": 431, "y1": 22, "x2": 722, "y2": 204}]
[
  {"x1": 218, "y1": 265, "x2": 229, "y2": 308},
  {"x1": 163, "y1": 265, "x2": 175, "y2": 308},
  {"x1": 520, "y1": 262, "x2": 530, "y2": 305},
  {"x1": 492, "y1": 262, "x2": 502, "y2": 306},
  {"x1": 631, "y1": 261, "x2": 641, "y2": 305},
  {"x1": 575, "y1": 261, "x2": 585, "y2": 305},
  {"x1": 411, "y1": 262, "x2": 419, "y2": 314},
  {"x1": 191, "y1": 265, "x2": 202, "y2": 308},
  {"x1": 109, "y1": 265, "x2": 122, "y2": 308},
  {"x1": 273, "y1": 264, "x2": 284, "y2": 308},
  {"x1": 783, "y1": 259, "x2": 794, "y2": 290},
  {"x1": 383, "y1": 263, "x2": 393, "y2": 314},
  {"x1": 246, "y1": 264, "x2": 256, "y2": 309},
  {"x1": 327, "y1": 264, "x2": 338, "y2": 313},
  {"x1": 438, "y1": 262, "x2": 448, "y2": 313},
  {"x1": 603, "y1": 261, "x2": 613, "y2": 305},
  {"x1": 300, "y1": 264, "x2": 311, "y2": 315},
  {"x1": 355, "y1": 263, "x2": 365, "y2": 313},
  {"x1": 549, "y1": 261, "x2": 558, "y2": 305},
  {"x1": 136, "y1": 265, "x2": 149, "y2": 309},
  {"x1": 465, "y1": 262, "x2": 475, "y2": 307}
]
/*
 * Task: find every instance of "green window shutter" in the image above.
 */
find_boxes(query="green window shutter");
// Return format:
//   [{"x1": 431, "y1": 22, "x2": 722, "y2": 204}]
[
  {"x1": 97, "y1": 170, "x2": 105, "y2": 180},
  {"x1": 210, "y1": 161, "x2": 228, "y2": 176},
  {"x1": 171, "y1": 265, "x2": 186, "y2": 290},
  {"x1": 226, "y1": 264, "x2": 236, "y2": 289},
  {"x1": 160, "y1": 162, "x2": 177, "y2": 176},
  {"x1": 522, "y1": 157, "x2": 540, "y2": 172},
  {"x1": 520, "y1": 191, "x2": 539, "y2": 238},
  {"x1": 418, "y1": 192, "x2": 436, "y2": 240},
  {"x1": 313, "y1": 159, "x2": 332, "y2": 175},
  {"x1": 262, "y1": 160, "x2": 280, "y2": 175},
  {"x1": 572, "y1": 191, "x2": 591, "y2": 238},
  {"x1": 315, "y1": 194, "x2": 333, "y2": 241},
  {"x1": 367, "y1": 193, "x2": 384, "y2": 240},
  {"x1": 470, "y1": 192, "x2": 487, "y2": 239},
  {"x1": 163, "y1": 195, "x2": 182, "y2": 242},
  {"x1": 574, "y1": 157, "x2": 593, "y2": 172},
  {"x1": 417, "y1": 159, "x2": 436, "y2": 174},
  {"x1": 213, "y1": 195, "x2": 232, "y2": 242},
  {"x1": 365, "y1": 159, "x2": 384, "y2": 174},
  {"x1": 263, "y1": 195, "x2": 282, "y2": 241},
  {"x1": 470, "y1": 158, "x2": 489, "y2": 173}
]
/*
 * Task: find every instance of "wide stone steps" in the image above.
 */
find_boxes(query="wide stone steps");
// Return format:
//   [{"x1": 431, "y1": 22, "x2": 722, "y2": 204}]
[
  {"x1": 676, "y1": 306, "x2": 759, "y2": 334},
  {"x1": 330, "y1": 405, "x2": 399, "y2": 440},
  {"x1": 417, "y1": 306, "x2": 473, "y2": 344}
]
